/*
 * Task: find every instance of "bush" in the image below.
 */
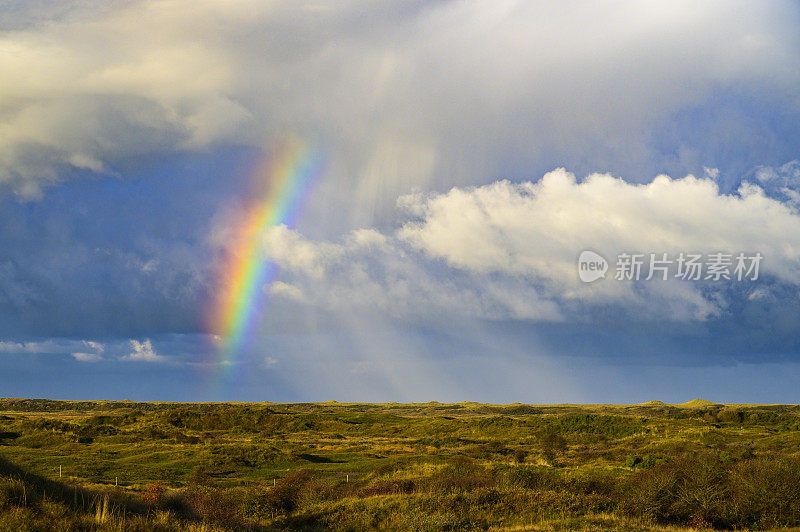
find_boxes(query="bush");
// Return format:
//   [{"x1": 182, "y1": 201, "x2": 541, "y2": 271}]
[
  {"x1": 625, "y1": 454, "x2": 658, "y2": 469},
  {"x1": 622, "y1": 454, "x2": 800, "y2": 529},
  {"x1": 76, "y1": 424, "x2": 118, "y2": 438},
  {"x1": 372, "y1": 460, "x2": 407, "y2": 477},
  {"x1": 543, "y1": 414, "x2": 647, "y2": 437},
  {"x1": 239, "y1": 485, "x2": 273, "y2": 522},
  {"x1": 622, "y1": 454, "x2": 726, "y2": 526},
  {"x1": 467, "y1": 441, "x2": 512, "y2": 460},
  {"x1": 541, "y1": 433, "x2": 568, "y2": 463},
  {"x1": 173, "y1": 432, "x2": 201, "y2": 444},
  {"x1": 506, "y1": 467, "x2": 559, "y2": 491},
  {"x1": 184, "y1": 485, "x2": 241, "y2": 525},
  {"x1": 141, "y1": 482, "x2": 167, "y2": 505},
  {"x1": 625, "y1": 455, "x2": 642, "y2": 468},
  {"x1": 514, "y1": 449, "x2": 528, "y2": 463},
  {"x1": 641, "y1": 454, "x2": 658, "y2": 468},
  {"x1": 262, "y1": 471, "x2": 313, "y2": 514},
  {"x1": 726, "y1": 457, "x2": 800, "y2": 529},
  {"x1": 426, "y1": 457, "x2": 496, "y2": 494},
  {"x1": 210, "y1": 444, "x2": 281, "y2": 468},
  {"x1": 298, "y1": 477, "x2": 357, "y2": 508},
  {"x1": 565, "y1": 470, "x2": 621, "y2": 498}
]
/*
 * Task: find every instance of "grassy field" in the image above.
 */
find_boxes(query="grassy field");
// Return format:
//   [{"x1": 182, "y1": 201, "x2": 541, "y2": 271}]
[{"x1": 1, "y1": 398, "x2": 799, "y2": 530}]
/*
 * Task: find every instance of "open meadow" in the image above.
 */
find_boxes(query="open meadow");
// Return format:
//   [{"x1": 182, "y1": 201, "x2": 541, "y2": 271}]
[{"x1": 1, "y1": 399, "x2": 799, "y2": 530}]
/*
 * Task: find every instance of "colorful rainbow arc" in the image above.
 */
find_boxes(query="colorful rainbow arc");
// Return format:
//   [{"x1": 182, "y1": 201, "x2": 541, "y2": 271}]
[{"x1": 210, "y1": 139, "x2": 324, "y2": 373}]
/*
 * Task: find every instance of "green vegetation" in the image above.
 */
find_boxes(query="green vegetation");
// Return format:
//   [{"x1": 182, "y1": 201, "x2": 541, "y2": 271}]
[{"x1": 0, "y1": 399, "x2": 799, "y2": 530}]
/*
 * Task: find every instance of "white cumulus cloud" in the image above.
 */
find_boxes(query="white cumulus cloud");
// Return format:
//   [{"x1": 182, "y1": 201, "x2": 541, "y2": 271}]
[
  {"x1": 242, "y1": 168, "x2": 800, "y2": 325},
  {"x1": 72, "y1": 352, "x2": 103, "y2": 362},
  {"x1": 122, "y1": 338, "x2": 166, "y2": 362},
  {"x1": 399, "y1": 169, "x2": 800, "y2": 286}
]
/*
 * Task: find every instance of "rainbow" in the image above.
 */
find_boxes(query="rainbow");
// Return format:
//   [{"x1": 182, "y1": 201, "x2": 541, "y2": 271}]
[{"x1": 209, "y1": 138, "x2": 324, "y2": 376}]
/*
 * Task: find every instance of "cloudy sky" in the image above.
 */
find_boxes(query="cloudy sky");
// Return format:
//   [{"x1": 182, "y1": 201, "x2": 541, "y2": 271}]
[{"x1": 2, "y1": 0, "x2": 800, "y2": 403}]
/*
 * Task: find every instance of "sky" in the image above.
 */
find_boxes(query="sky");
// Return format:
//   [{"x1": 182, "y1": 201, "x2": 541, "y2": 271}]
[{"x1": 1, "y1": 0, "x2": 800, "y2": 403}]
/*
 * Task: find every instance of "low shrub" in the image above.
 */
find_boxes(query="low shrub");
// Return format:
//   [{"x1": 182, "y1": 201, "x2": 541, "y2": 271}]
[
  {"x1": 361, "y1": 479, "x2": 416, "y2": 497},
  {"x1": 263, "y1": 470, "x2": 313, "y2": 514},
  {"x1": 622, "y1": 454, "x2": 726, "y2": 526},
  {"x1": 506, "y1": 466, "x2": 559, "y2": 491},
  {"x1": 183, "y1": 485, "x2": 241, "y2": 525},
  {"x1": 141, "y1": 482, "x2": 167, "y2": 505},
  {"x1": 622, "y1": 454, "x2": 800, "y2": 529},
  {"x1": 726, "y1": 457, "x2": 800, "y2": 529}
]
